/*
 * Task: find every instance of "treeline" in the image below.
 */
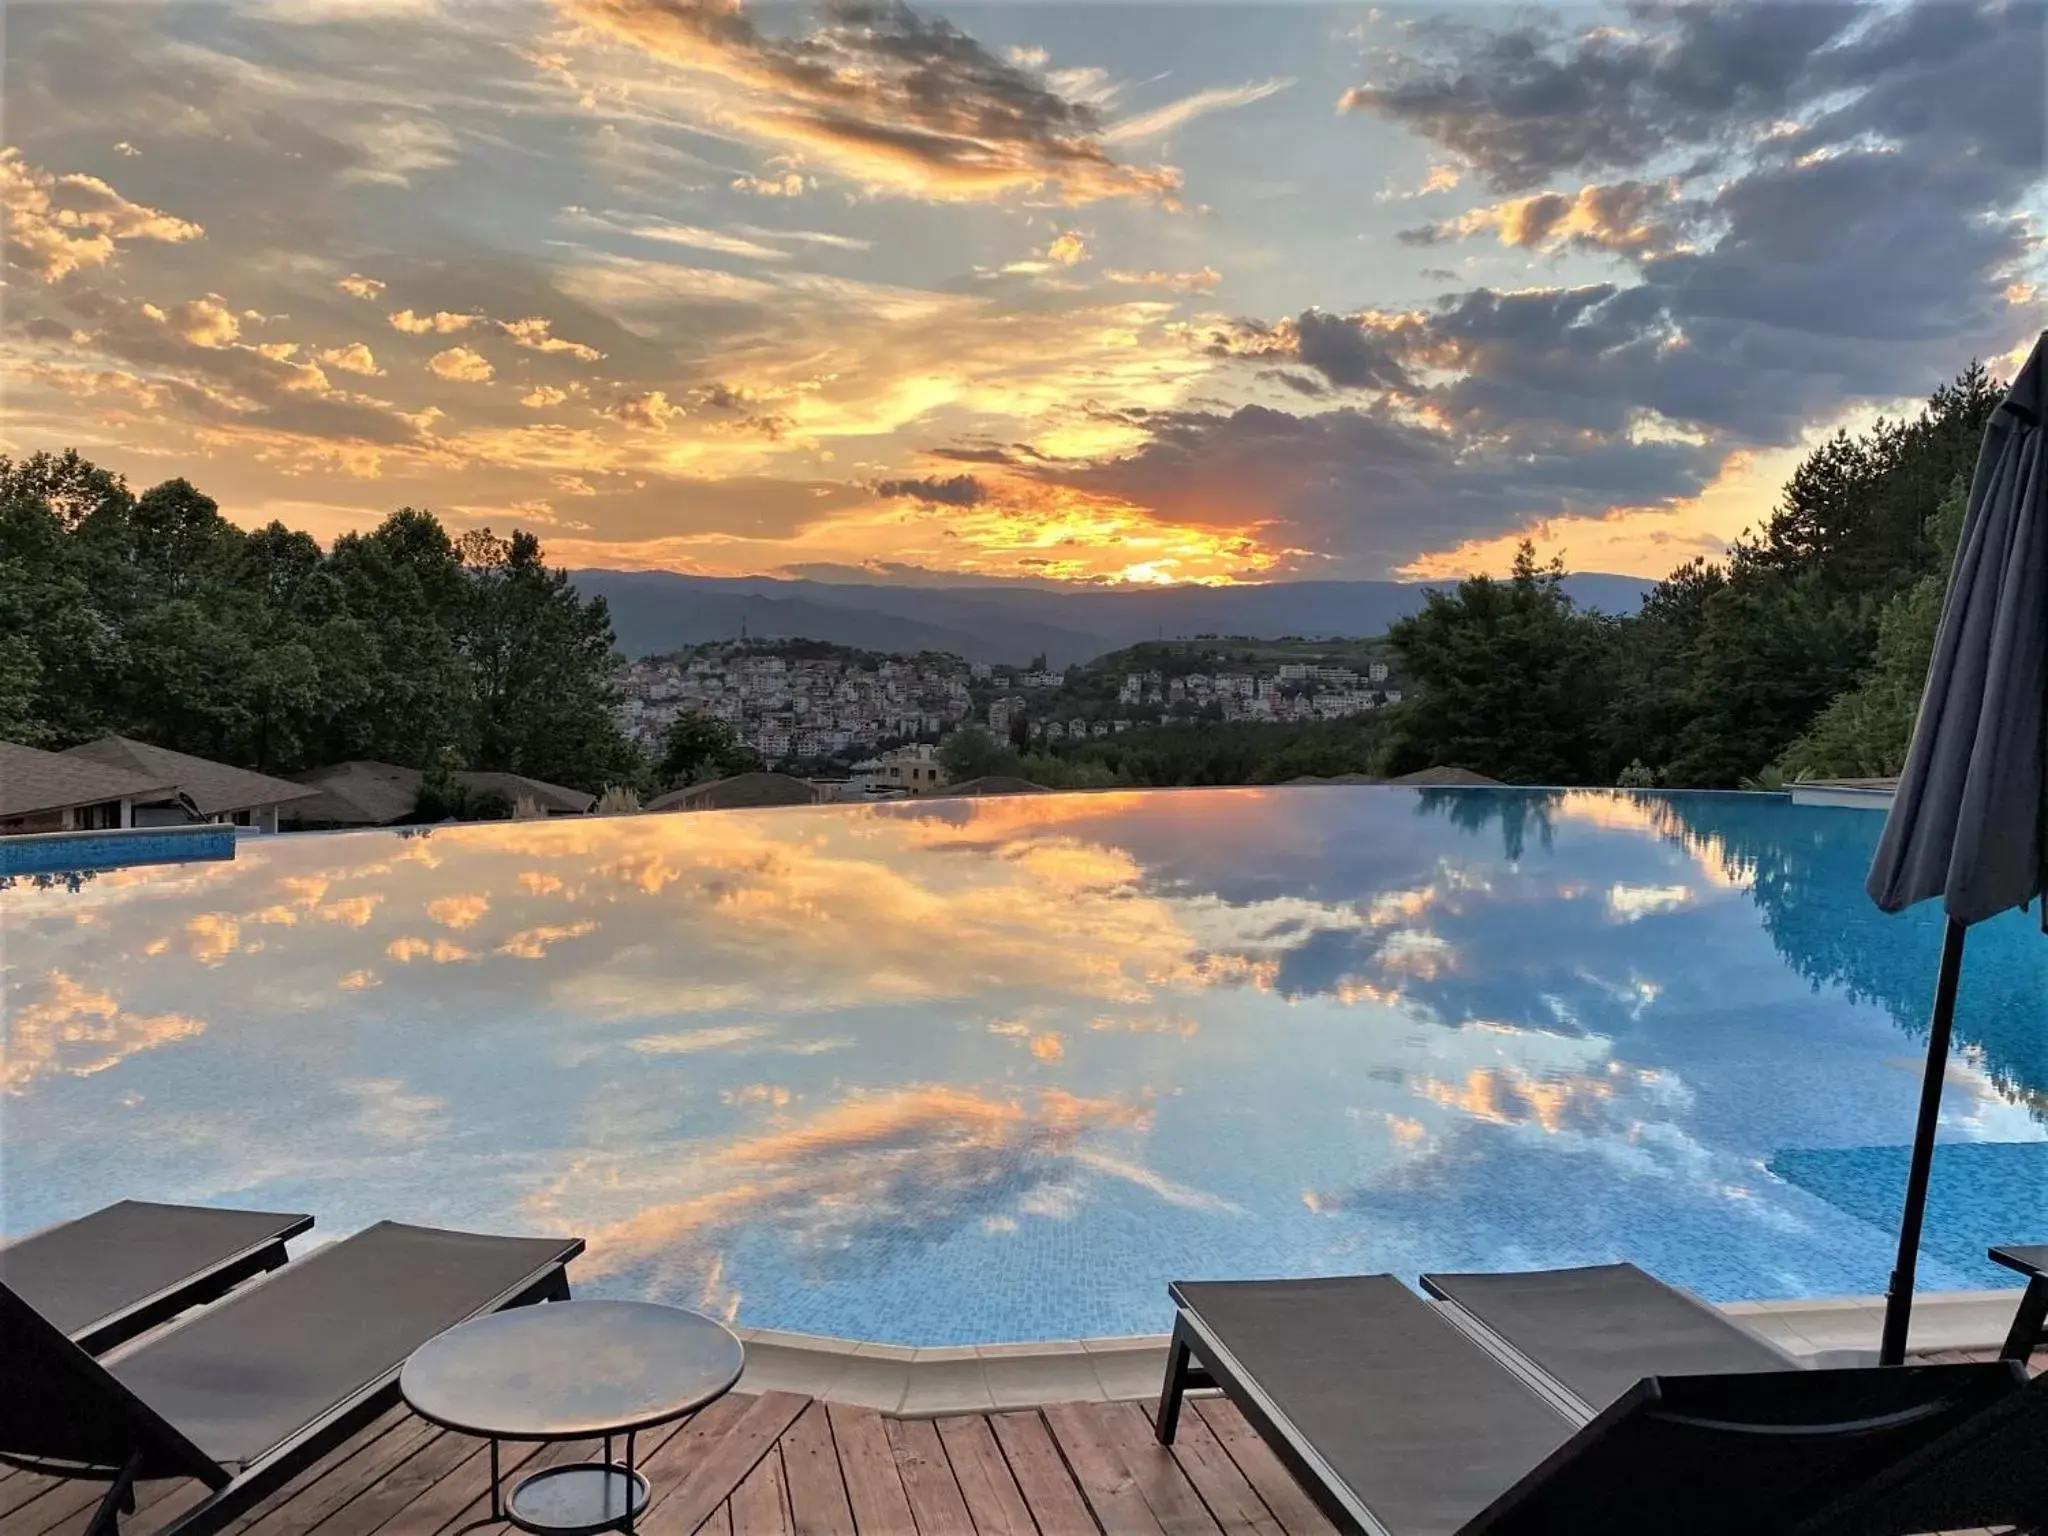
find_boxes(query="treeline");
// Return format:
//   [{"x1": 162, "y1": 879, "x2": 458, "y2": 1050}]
[
  {"x1": 0, "y1": 451, "x2": 640, "y2": 793},
  {"x1": 1381, "y1": 363, "x2": 2002, "y2": 787},
  {"x1": 942, "y1": 714, "x2": 1385, "y2": 788}
]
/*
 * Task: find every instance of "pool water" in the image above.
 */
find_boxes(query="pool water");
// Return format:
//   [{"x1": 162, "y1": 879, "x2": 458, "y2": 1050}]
[{"x1": 4, "y1": 788, "x2": 2043, "y2": 1343}]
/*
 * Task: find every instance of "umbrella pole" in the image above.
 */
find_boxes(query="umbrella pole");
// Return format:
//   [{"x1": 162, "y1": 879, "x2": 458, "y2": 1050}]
[{"x1": 1878, "y1": 915, "x2": 1968, "y2": 1366}]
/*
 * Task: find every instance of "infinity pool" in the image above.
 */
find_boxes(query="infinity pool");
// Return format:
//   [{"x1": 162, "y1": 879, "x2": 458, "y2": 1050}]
[{"x1": 5, "y1": 787, "x2": 2043, "y2": 1343}]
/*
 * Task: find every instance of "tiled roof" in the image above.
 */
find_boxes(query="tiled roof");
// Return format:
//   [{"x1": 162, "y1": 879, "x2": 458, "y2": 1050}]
[
  {"x1": 0, "y1": 740, "x2": 174, "y2": 819},
  {"x1": 62, "y1": 736, "x2": 320, "y2": 816}
]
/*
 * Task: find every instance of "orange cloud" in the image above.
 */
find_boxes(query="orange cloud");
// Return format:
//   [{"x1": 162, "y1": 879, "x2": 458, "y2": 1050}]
[
  {"x1": 1, "y1": 148, "x2": 202, "y2": 281},
  {"x1": 556, "y1": 0, "x2": 1181, "y2": 206},
  {"x1": 186, "y1": 912, "x2": 241, "y2": 964},
  {"x1": 499, "y1": 317, "x2": 604, "y2": 362},
  {"x1": 427, "y1": 893, "x2": 491, "y2": 928},
  {"x1": 5, "y1": 971, "x2": 205, "y2": 1093},
  {"x1": 315, "y1": 342, "x2": 385, "y2": 376},
  {"x1": 428, "y1": 346, "x2": 494, "y2": 382},
  {"x1": 497, "y1": 921, "x2": 598, "y2": 958},
  {"x1": 338, "y1": 273, "x2": 386, "y2": 300},
  {"x1": 391, "y1": 308, "x2": 480, "y2": 334}
]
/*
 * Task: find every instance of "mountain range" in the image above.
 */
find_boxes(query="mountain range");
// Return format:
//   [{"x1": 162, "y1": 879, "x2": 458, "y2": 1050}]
[{"x1": 571, "y1": 570, "x2": 1659, "y2": 667}]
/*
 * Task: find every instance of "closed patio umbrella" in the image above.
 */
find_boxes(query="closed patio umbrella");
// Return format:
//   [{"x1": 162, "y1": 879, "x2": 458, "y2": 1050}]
[{"x1": 1866, "y1": 331, "x2": 2048, "y2": 1364}]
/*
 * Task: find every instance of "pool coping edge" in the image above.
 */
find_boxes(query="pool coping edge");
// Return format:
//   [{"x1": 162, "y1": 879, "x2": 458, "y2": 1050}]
[{"x1": 730, "y1": 1287, "x2": 2030, "y2": 1416}]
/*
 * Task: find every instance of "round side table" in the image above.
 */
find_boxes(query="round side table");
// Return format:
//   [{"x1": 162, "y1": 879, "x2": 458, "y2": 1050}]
[{"x1": 400, "y1": 1300, "x2": 745, "y2": 1535}]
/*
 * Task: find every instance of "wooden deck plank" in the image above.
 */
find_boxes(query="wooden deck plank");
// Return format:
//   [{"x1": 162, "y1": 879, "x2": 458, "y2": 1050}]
[
  {"x1": 374, "y1": 1437, "x2": 593, "y2": 1536},
  {"x1": 779, "y1": 1405, "x2": 855, "y2": 1536},
  {"x1": 1186, "y1": 1402, "x2": 1335, "y2": 1536},
  {"x1": 219, "y1": 1414, "x2": 445, "y2": 1536},
  {"x1": 700, "y1": 1509, "x2": 734, "y2": 1536},
  {"x1": 639, "y1": 1392, "x2": 810, "y2": 1536},
  {"x1": 1042, "y1": 1403, "x2": 1167, "y2": 1536},
  {"x1": 632, "y1": 1395, "x2": 755, "y2": 1517},
  {"x1": 1091, "y1": 1404, "x2": 1220, "y2": 1536},
  {"x1": 0, "y1": 1476, "x2": 62, "y2": 1525},
  {"x1": 728, "y1": 1447, "x2": 793, "y2": 1536},
  {"x1": 302, "y1": 1422, "x2": 495, "y2": 1536},
  {"x1": 986, "y1": 1411, "x2": 1099, "y2": 1536},
  {"x1": 882, "y1": 1419, "x2": 973, "y2": 1536},
  {"x1": 1153, "y1": 1409, "x2": 1283, "y2": 1536},
  {"x1": 824, "y1": 1406, "x2": 916, "y2": 1536},
  {"x1": 931, "y1": 1417, "x2": 1034, "y2": 1536}
]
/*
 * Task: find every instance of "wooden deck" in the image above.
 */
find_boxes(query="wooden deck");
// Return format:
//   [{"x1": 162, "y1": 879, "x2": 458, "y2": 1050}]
[
  {"x1": 3, "y1": 1350, "x2": 2039, "y2": 1536},
  {"x1": 0, "y1": 1392, "x2": 1343, "y2": 1536}
]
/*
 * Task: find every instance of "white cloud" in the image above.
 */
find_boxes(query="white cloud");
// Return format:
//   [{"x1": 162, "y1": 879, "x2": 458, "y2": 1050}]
[{"x1": 1103, "y1": 79, "x2": 1295, "y2": 143}]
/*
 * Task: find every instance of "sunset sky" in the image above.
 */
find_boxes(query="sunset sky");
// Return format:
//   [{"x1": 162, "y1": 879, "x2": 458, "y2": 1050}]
[{"x1": 4, "y1": 0, "x2": 2042, "y2": 585}]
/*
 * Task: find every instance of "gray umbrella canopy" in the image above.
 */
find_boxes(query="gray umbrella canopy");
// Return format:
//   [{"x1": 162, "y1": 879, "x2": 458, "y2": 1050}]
[
  {"x1": 1868, "y1": 333, "x2": 2048, "y2": 923},
  {"x1": 1862, "y1": 332, "x2": 2048, "y2": 1364}
]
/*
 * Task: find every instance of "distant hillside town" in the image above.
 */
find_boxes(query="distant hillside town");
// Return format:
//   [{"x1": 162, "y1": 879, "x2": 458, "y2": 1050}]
[{"x1": 616, "y1": 638, "x2": 1403, "y2": 771}]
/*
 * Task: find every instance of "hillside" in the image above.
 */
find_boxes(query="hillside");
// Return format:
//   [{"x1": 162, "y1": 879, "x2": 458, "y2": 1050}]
[{"x1": 572, "y1": 571, "x2": 1655, "y2": 665}]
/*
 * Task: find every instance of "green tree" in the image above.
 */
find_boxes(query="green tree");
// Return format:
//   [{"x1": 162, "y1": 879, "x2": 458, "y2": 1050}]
[
  {"x1": 1379, "y1": 543, "x2": 1615, "y2": 784},
  {"x1": 1645, "y1": 364, "x2": 2001, "y2": 785},
  {"x1": 937, "y1": 726, "x2": 1021, "y2": 781},
  {"x1": 0, "y1": 448, "x2": 133, "y2": 530},
  {"x1": 456, "y1": 528, "x2": 642, "y2": 791},
  {"x1": 657, "y1": 710, "x2": 760, "y2": 788},
  {"x1": 1775, "y1": 474, "x2": 1969, "y2": 779}
]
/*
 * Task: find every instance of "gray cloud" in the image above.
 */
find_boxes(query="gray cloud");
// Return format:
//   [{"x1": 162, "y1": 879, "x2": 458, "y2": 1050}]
[
  {"x1": 875, "y1": 473, "x2": 988, "y2": 506},
  {"x1": 1095, "y1": 0, "x2": 2045, "y2": 571},
  {"x1": 1342, "y1": 3, "x2": 1866, "y2": 193},
  {"x1": 1039, "y1": 399, "x2": 1722, "y2": 572},
  {"x1": 558, "y1": 0, "x2": 1181, "y2": 203},
  {"x1": 1206, "y1": 309, "x2": 1416, "y2": 393}
]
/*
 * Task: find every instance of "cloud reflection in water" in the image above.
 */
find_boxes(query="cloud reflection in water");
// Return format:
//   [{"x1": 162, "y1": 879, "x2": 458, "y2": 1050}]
[{"x1": 4, "y1": 787, "x2": 2043, "y2": 1341}]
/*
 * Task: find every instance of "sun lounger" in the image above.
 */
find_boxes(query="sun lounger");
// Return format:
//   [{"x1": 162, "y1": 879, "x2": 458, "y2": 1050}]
[
  {"x1": 1419, "y1": 1262, "x2": 1799, "y2": 1420},
  {"x1": 0, "y1": 1201, "x2": 313, "y2": 1355},
  {"x1": 1989, "y1": 1241, "x2": 2047, "y2": 1361},
  {"x1": 1154, "y1": 1274, "x2": 2025, "y2": 1536},
  {"x1": 1794, "y1": 1365, "x2": 2048, "y2": 1535},
  {"x1": 1, "y1": 1220, "x2": 583, "y2": 1536}
]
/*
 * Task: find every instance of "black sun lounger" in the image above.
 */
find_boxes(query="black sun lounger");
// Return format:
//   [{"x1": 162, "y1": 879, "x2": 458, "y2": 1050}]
[
  {"x1": 1, "y1": 1220, "x2": 583, "y2": 1536},
  {"x1": 0, "y1": 1201, "x2": 314, "y2": 1355},
  {"x1": 1419, "y1": 1262, "x2": 1799, "y2": 1421},
  {"x1": 1793, "y1": 1365, "x2": 2048, "y2": 1536},
  {"x1": 1154, "y1": 1275, "x2": 2026, "y2": 1536}
]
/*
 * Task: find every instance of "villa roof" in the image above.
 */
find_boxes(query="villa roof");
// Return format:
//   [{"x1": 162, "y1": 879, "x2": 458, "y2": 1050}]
[
  {"x1": 61, "y1": 736, "x2": 320, "y2": 816},
  {"x1": 648, "y1": 772, "x2": 824, "y2": 812},
  {"x1": 1384, "y1": 766, "x2": 1505, "y2": 786},
  {"x1": 285, "y1": 761, "x2": 424, "y2": 825},
  {"x1": 457, "y1": 772, "x2": 595, "y2": 815},
  {"x1": 0, "y1": 740, "x2": 175, "y2": 819},
  {"x1": 942, "y1": 776, "x2": 1047, "y2": 797}
]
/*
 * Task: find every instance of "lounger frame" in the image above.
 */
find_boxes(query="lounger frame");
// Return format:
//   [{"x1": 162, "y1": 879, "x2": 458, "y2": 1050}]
[
  {"x1": 1, "y1": 1202, "x2": 315, "y2": 1356},
  {"x1": 2, "y1": 1246, "x2": 576, "y2": 1536}
]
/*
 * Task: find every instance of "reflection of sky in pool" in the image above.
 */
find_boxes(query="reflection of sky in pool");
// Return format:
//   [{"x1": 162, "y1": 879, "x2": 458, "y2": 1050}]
[{"x1": 5, "y1": 787, "x2": 2044, "y2": 1344}]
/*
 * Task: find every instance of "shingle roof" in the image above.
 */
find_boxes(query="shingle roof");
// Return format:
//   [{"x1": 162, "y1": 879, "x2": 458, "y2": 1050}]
[
  {"x1": 457, "y1": 772, "x2": 595, "y2": 815},
  {"x1": 287, "y1": 761, "x2": 598, "y2": 824},
  {"x1": 1384, "y1": 766, "x2": 1505, "y2": 786},
  {"x1": 941, "y1": 776, "x2": 1047, "y2": 797},
  {"x1": 286, "y1": 761, "x2": 425, "y2": 825},
  {"x1": 0, "y1": 740, "x2": 174, "y2": 819},
  {"x1": 62, "y1": 736, "x2": 320, "y2": 816},
  {"x1": 648, "y1": 772, "x2": 824, "y2": 812}
]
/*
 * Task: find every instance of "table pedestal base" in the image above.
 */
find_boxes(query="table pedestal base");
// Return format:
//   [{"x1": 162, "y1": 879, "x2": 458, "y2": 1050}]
[{"x1": 505, "y1": 1464, "x2": 650, "y2": 1536}]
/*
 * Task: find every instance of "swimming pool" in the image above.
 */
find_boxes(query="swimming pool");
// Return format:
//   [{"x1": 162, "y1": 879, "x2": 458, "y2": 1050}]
[{"x1": 5, "y1": 787, "x2": 2043, "y2": 1343}]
